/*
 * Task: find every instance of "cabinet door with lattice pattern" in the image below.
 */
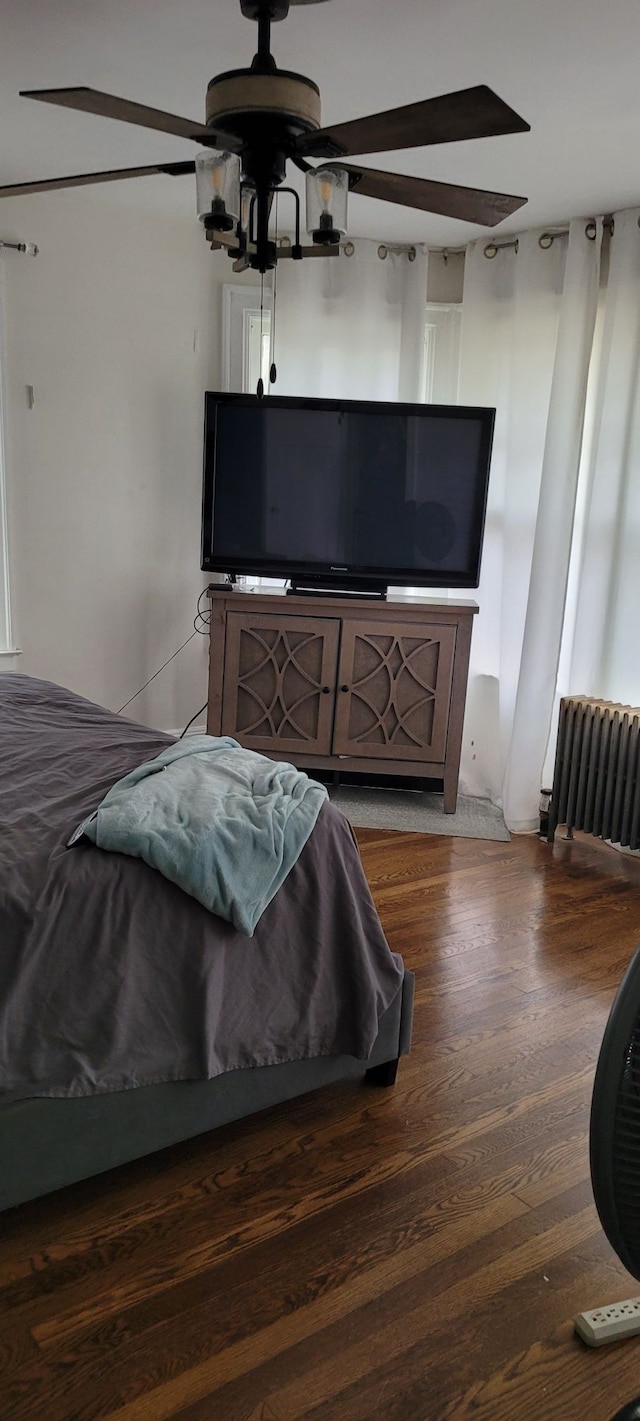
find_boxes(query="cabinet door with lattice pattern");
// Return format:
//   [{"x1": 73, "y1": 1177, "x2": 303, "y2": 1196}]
[
  {"x1": 221, "y1": 612, "x2": 340, "y2": 755},
  {"x1": 333, "y1": 620, "x2": 456, "y2": 762}
]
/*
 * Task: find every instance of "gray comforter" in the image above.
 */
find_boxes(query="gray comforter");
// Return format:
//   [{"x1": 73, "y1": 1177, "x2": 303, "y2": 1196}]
[{"x1": 0, "y1": 674, "x2": 403, "y2": 1102}]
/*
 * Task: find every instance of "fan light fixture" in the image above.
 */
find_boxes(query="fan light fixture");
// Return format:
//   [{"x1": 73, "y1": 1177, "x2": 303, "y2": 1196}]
[
  {"x1": 5, "y1": 0, "x2": 531, "y2": 281},
  {"x1": 195, "y1": 150, "x2": 241, "y2": 232},
  {"x1": 306, "y1": 165, "x2": 348, "y2": 244},
  {"x1": 191, "y1": 0, "x2": 356, "y2": 273},
  {"x1": 195, "y1": 148, "x2": 347, "y2": 268}
]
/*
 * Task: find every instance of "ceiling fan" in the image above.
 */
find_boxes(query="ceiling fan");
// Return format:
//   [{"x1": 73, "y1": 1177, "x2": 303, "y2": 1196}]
[{"x1": 1, "y1": 0, "x2": 531, "y2": 273}]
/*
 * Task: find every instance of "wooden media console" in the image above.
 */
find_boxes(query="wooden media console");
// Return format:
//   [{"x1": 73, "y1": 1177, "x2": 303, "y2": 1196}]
[{"x1": 206, "y1": 587, "x2": 478, "y2": 813}]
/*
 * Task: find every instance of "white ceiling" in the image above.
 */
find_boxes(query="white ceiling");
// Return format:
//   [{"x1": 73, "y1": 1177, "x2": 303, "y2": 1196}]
[{"x1": 1, "y1": 0, "x2": 640, "y2": 247}]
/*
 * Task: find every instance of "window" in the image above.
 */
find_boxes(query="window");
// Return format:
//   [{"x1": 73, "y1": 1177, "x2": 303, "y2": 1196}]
[
  {"x1": 244, "y1": 311, "x2": 271, "y2": 394},
  {"x1": 222, "y1": 284, "x2": 463, "y2": 597},
  {"x1": 222, "y1": 284, "x2": 271, "y2": 393},
  {"x1": 423, "y1": 303, "x2": 462, "y2": 404},
  {"x1": 224, "y1": 284, "x2": 462, "y2": 405}
]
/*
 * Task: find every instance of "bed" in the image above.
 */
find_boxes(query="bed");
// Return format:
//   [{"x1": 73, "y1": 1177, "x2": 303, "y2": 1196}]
[{"x1": 0, "y1": 673, "x2": 414, "y2": 1211}]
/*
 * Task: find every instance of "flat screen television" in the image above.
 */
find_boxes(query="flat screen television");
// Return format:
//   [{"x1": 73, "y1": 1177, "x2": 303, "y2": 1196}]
[{"x1": 201, "y1": 392, "x2": 495, "y2": 596}]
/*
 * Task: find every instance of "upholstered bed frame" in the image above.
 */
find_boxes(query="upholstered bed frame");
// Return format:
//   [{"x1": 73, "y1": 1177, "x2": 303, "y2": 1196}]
[{"x1": 1, "y1": 973, "x2": 413, "y2": 1211}]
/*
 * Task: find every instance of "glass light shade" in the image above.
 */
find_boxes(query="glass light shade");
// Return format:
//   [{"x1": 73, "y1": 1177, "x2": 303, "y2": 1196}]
[
  {"x1": 195, "y1": 150, "x2": 241, "y2": 230},
  {"x1": 305, "y1": 165, "x2": 348, "y2": 243}
]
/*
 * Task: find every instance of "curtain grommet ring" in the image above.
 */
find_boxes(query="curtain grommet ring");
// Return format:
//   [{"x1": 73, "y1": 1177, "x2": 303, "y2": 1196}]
[{"x1": 483, "y1": 237, "x2": 518, "y2": 259}]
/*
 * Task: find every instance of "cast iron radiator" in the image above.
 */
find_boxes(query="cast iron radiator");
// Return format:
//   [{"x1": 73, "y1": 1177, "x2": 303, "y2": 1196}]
[{"x1": 547, "y1": 696, "x2": 640, "y2": 848}]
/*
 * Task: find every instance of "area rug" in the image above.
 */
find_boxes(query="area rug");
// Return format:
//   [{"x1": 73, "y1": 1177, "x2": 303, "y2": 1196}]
[{"x1": 327, "y1": 786, "x2": 510, "y2": 841}]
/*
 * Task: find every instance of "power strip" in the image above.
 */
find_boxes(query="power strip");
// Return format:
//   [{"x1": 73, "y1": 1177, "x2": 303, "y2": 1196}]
[{"x1": 575, "y1": 1299, "x2": 640, "y2": 1347}]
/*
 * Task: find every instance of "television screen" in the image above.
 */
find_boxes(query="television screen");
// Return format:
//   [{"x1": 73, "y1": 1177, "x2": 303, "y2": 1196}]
[{"x1": 201, "y1": 393, "x2": 495, "y2": 593}]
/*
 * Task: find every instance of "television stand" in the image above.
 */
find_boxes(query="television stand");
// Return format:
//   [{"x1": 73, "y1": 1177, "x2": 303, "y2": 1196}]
[
  {"x1": 206, "y1": 587, "x2": 479, "y2": 813},
  {"x1": 287, "y1": 577, "x2": 387, "y2": 599}
]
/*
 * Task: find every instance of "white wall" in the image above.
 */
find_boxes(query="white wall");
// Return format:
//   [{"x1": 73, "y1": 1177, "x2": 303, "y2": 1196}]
[{"x1": 1, "y1": 189, "x2": 245, "y2": 731}]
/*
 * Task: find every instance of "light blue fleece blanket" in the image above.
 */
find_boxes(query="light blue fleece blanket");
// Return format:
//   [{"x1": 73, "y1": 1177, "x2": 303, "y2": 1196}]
[{"x1": 76, "y1": 735, "x2": 328, "y2": 935}]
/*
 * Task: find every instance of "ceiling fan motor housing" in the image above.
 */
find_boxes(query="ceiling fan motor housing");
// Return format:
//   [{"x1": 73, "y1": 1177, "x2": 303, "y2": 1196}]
[
  {"x1": 206, "y1": 68, "x2": 320, "y2": 187},
  {"x1": 239, "y1": 0, "x2": 291, "y2": 18}
]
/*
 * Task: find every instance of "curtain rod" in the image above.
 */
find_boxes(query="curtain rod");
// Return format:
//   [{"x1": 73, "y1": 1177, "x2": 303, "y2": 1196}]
[
  {"x1": 484, "y1": 216, "x2": 615, "y2": 259},
  {"x1": 0, "y1": 239, "x2": 38, "y2": 256},
  {"x1": 428, "y1": 245, "x2": 466, "y2": 261},
  {"x1": 341, "y1": 241, "x2": 420, "y2": 260}
]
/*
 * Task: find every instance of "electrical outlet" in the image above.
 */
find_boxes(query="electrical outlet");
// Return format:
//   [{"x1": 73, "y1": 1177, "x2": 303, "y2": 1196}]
[{"x1": 575, "y1": 1299, "x2": 640, "y2": 1346}]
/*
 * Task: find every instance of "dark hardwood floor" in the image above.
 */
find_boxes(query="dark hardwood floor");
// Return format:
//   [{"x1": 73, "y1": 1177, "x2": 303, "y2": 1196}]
[{"x1": 2, "y1": 829, "x2": 640, "y2": 1420}]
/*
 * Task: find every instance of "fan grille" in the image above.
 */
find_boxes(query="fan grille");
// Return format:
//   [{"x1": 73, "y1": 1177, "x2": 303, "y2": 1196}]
[
  {"x1": 591, "y1": 949, "x2": 640, "y2": 1284},
  {"x1": 611, "y1": 1027, "x2": 640, "y2": 1260}
]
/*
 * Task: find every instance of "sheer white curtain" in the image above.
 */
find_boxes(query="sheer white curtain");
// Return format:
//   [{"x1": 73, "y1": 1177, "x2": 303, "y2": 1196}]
[
  {"x1": 273, "y1": 239, "x2": 428, "y2": 402},
  {"x1": 258, "y1": 216, "x2": 640, "y2": 834},
  {"x1": 457, "y1": 223, "x2": 601, "y2": 829},
  {"x1": 251, "y1": 238, "x2": 428, "y2": 592},
  {"x1": 560, "y1": 208, "x2": 640, "y2": 710}
]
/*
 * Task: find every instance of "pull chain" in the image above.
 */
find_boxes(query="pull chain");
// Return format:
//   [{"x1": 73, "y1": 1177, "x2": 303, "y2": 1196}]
[
  {"x1": 269, "y1": 194, "x2": 278, "y2": 390},
  {"x1": 257, "y1": 270, "x2": 265, "y2": 399}
]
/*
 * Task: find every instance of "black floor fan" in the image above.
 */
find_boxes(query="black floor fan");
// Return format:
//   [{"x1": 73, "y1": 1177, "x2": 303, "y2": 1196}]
[{"x1": 588, "y1": 945, "x2": 640, "y2": 1421}]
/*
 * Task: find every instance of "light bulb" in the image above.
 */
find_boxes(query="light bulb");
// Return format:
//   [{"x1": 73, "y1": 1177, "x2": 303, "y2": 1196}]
[{"x1": 209, "y1": 164, "x2": 226, "y2": 198}]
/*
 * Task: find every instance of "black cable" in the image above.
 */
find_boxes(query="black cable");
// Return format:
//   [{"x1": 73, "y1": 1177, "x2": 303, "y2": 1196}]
[
  {"x1": 117, "y1": 631, "x2": 198, "y2": 714},
  {"x1": 193, "y1": 586, "x2": 211, "y2": 634},
  {"x1": 118, "y1": 588, "x2": 211, "y2": 714},
  {"x1": 178, "y1": 700, "x2": 209, "y2": 740},
  {"x1": 197, "y1": 584, "x2": 209, "y2": 615}
]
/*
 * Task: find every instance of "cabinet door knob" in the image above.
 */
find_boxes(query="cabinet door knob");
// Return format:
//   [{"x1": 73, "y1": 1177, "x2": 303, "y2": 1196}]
[
  {"x1": 321, "y1": 685, "x2": 330, "y2": 694},
  {"x1": 340, "y1": 684, "x2": 349, "y2": 693}
]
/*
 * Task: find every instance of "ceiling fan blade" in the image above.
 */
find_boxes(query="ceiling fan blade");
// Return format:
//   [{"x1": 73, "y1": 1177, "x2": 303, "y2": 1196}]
[
  {"x1": 19, "y1": 87, "x2": 235, "y2": 149},
  {"x1": 298, "y1": 85, "x2": 529, "y2": 159},
  {"x1": 336, "y1": 163, "x2": 527, "y2": 226},
  {"x1": 0, "y1": 160, "x2": 195, "y2": 199}
]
